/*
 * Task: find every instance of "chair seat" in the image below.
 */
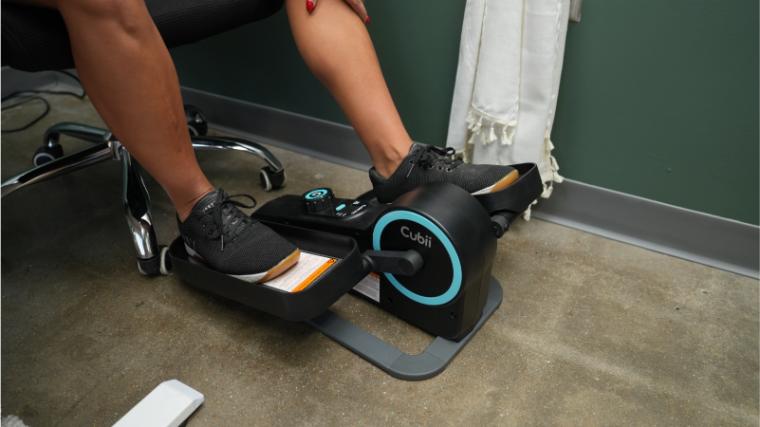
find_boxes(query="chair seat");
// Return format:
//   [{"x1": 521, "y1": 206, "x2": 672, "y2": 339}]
[{"x1": 1, "y1": 0, "x2": 283, "y2": 72}]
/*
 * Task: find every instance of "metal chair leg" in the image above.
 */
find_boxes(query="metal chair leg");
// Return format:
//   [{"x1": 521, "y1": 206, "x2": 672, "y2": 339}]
[
  {"x1": 44, "y1": 122, "x2": 110, "y2": 146},
  {"x1": 120, "y1": 148, "x2": 161, "y2": 276},
  {"x1": 191, "y1": 135, "x2": 283, "y2": 171},
  {"x1": 191, "y1": 135, "x2": 286, "y2": 191},
  {"x1": 2, "y1": 142, "x2": 113, "y2": 197}
]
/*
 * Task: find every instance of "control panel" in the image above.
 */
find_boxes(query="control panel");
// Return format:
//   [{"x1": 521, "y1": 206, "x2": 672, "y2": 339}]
[{"x1": 302, "y1": 188, "x2": 370, "y2": 218}]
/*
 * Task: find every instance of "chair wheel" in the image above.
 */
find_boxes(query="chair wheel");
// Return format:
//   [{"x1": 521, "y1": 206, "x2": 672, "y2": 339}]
[
  {"x1": 136, "y1": 245, "x2": 172, "y2": 276},
  {"x1": 259, "y1": 166, "x2": 285, "y2": 192},
  {"x1": 159, "y1": 246, "x2": 172, "y2": 276},
  {"x1": 184, "y1": 105, "x2": 208, "y2": 136},
  {"x1": 136, "y1": 248, "x2": 164, "y2": 277},
  {"x1": 33, "y1": 144, "x2": 64, "y2": 167}
]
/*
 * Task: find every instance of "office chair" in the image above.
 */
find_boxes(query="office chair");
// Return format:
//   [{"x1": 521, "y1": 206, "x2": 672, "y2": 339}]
[{"x1": 1, "y1": 0, "x2": 287, "y2": 276}]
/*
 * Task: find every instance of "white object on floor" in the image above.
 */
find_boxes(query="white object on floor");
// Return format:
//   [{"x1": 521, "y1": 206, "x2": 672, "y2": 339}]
[
  {"x1": 1, "y1": 415, "x2": 29, "y2": 427},
  {"x1": 447, "y1": 0, "x2": 571, "y2": 209},
  {"x1": 113, "y1": 379, "x2": 204, "y2": 427}
]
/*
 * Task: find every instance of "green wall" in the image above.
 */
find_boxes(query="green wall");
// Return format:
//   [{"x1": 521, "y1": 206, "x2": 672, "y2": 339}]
[
  {"x1": 552, "y1": 0, "x2": 758, "y2": 224},
  {"x1": 172, "y1": 1, "x2": 466, "y2": 145},
  {"x1": 172, "y1": 0, "x2": 759, "y2": 224}
]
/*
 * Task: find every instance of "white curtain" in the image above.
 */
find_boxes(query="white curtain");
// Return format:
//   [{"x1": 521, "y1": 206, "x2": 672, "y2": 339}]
[{"x1": 446, "y1": 0, "x2": 571, "y2": 214}]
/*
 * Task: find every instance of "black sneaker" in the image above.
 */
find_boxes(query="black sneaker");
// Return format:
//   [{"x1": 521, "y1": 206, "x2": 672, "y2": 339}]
[
  {"x1": 178, "y1": 189, "x2": 300, "y2": 283},
  {"x1": 369, "y1": 143, "x2": 520, "y2": 203}
]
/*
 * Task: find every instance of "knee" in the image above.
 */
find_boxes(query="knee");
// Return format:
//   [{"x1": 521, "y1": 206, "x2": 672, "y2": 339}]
[{"x1": 57, "y1": 0, "x2": 153, "y2": 36}]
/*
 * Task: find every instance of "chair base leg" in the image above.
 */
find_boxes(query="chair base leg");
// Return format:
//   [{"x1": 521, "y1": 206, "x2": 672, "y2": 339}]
[
  {"x1": 121, "y1": 150, "x2": 162, "y2": 276},
  {"x1": 1, "y1": 142, "x2": 113, "y2": 198},
  {"x1": 192, "y1": 135, "x2": 286, "y2": 191}
]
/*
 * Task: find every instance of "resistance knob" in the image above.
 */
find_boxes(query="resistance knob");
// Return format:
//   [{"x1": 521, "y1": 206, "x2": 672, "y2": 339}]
[{"x1": 303, "y1": 188, "x2": 335, "y2": 214}]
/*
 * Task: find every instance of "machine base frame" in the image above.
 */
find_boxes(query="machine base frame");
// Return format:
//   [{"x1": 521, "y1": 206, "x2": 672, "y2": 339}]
[{"x1": 307, "y1": 278, "x2": 502, "y2": 381}]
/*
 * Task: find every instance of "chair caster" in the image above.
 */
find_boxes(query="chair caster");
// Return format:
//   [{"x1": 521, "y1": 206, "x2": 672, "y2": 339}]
[
  {"x1": 260, "y1": 166, "x2": 285, "y2": 192},
  {"x1": 33, "y1": 144, "x2": 64, "y2": 167},
  {"x1": 136, "y1": 246, "x2": 171, "y2": 276},
  {"x1": 184, "y1": 105, "x2": 208, "y2": 137}
]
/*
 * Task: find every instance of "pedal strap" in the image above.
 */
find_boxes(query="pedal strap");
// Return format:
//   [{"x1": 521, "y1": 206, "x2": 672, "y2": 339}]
[{"x1": 475, "y1": 163, "x2": 543, "y2": 215}]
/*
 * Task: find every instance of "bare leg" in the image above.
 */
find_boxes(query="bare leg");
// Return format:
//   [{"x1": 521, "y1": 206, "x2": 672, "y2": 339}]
[
  {"x1": 31, "y1": 0, "x2": 213, "y2": 220},
  {"x1": 285, "y1": 0, "x2": 412, "y2": 177}
]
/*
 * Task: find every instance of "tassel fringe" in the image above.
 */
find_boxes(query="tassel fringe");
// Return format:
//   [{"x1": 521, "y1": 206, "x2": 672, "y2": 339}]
[
  {"x1": 462, "y1": 109, "x2": 563, "y2": 222},
  {"x1": 523, "y1": 132, "x2": 564, "y2": 220},
  {"x1": 465, "y1": 108, "x2": 517, "y2": 148}
]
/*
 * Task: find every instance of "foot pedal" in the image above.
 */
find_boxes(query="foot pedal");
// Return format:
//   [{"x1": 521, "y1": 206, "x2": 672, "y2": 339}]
[
  {"x1": 476, "y1": 163, "x2": 543, "y2": 234},
  {"x1": 168, "y1": 223, "x2": 366, "y2": 322}
]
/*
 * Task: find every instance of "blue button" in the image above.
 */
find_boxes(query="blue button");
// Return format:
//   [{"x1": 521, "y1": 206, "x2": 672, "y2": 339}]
[{"x1": 335, "y1": 203, "x2": 346, "y2": 212}]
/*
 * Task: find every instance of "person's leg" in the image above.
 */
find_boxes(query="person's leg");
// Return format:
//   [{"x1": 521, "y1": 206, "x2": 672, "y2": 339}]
[
  {"x1": 23, "y1": 0, "x2": 212, "y2": 220},
  {"x1": 15, "y1": 0, "x2": 299, "y2": 280},
  {"x1": 286, "y1": 0, "x2": 520, "y2": 203},
  {"x1": 285, "y1": 0, "x2": 412, "y2": 178},
  {"x1": 58, "y1": 0, "x2": 213, "y2": 220}
]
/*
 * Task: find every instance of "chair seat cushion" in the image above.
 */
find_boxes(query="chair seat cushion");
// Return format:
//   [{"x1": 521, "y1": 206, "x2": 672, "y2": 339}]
[{"x1": 2, "y1": 0, "x2": 284, "y2": 71}]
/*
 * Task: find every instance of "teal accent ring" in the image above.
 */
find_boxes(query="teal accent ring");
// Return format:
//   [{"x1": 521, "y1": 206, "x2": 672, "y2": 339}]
[
  {"x1": 305, "y1": 188, "x2": 329, "y2": 200},
  {"x1": 372, "y1": 210, "x2": 462, "y2": 306}
]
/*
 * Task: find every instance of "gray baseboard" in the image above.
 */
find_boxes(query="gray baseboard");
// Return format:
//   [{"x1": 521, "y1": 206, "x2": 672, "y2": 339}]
[
  {"x1": 180, "y1": 87, "x2": 759, "y2": 279},
  {"x1": 533, "y1": 181, "x2": 758, "y2": 278}
]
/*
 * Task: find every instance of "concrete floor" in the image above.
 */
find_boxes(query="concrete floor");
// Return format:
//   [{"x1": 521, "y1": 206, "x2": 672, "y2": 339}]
[{"x1": 2, "y1": 94, "x2": 758, "y2": 426}]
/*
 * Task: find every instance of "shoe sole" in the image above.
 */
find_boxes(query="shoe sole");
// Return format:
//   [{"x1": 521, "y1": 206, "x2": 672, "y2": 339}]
[
  {"x1": 185, "y1": 245, "x2": 301, "y2": 284},
  {"x1": 257, "y1": 249, "x2": 301, "y2": 283},
  {"x1": 471, "y1": 169, "x2": 520, "y2": 195}
]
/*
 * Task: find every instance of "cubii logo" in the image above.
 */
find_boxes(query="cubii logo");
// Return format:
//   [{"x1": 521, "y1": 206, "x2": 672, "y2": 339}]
[{"x1": 400, "y1": 225, "x2": 432, "y2": 248}]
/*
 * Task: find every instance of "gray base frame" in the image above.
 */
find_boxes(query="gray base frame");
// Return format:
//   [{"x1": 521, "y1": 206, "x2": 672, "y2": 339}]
[{"x1": 307, "y1": 278, "x2": 503, "y2": 381}]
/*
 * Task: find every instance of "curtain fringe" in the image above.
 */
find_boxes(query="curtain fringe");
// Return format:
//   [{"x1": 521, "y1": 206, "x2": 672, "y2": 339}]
[
  {"x1": 465, "y1": 108, "x2": 517, "y2": 148},
  {"x1": 461, "y1": 109, "x2": 563, "y2": 222},
  {"x1": 524, "y1": 134, "x2": 564, "y2": 220}
]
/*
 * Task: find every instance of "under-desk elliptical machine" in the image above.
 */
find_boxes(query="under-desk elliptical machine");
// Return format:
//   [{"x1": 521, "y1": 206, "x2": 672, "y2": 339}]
[{"x1": 168, "y1": 163, "x2": 542, "y2": 380}]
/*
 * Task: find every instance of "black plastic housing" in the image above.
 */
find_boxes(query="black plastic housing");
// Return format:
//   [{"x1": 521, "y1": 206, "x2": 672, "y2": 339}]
[
  {"x1": 255, "y1": 183, "x2": 497, "y2": 340},
  {"x1": 372, "y1": 184, "x2": 497, "y2": 340}
]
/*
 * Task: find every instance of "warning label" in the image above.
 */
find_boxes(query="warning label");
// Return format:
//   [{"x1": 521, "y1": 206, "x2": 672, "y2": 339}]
[{"x1": 353, "y1": 272, "x2": 380, "y2": 302}]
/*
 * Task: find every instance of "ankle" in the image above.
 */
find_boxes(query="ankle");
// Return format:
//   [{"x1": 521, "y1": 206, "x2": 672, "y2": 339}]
[
  {"x1": 175, "y1": 184, "x2": 214, "y2": 222},
  {"x1": 373, "y1": 140, "x2": 411, "y2": 178}
]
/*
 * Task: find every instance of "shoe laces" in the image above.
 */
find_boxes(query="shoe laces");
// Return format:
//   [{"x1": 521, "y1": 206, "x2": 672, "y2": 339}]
[
  {"x1": 406, "y1": 145, "x2": 463, "y2": 178},
  {"x1": 204, "y1": 189, "x2": 257, "y2": 251}
]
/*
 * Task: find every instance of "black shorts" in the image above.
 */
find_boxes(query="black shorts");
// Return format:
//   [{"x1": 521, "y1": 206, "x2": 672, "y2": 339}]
[{"x1": 2, "y1": 0, "x2": 284, "y2": 71}]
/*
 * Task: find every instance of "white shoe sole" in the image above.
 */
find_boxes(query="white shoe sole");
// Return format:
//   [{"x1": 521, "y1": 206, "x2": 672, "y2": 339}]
[{"x1": 471, "y1": 169, "x2": 520, "y2": 196}]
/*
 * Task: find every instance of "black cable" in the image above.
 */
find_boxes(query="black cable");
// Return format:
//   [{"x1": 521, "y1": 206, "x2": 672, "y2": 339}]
[
  {"x1": 1, "y1": 87, "x2": 85, "y2": 102},
  {"x1": 2, "y1": 95, "x2": 44, "y2": 110},
  {"x1": 1, "y1": 70, "x2": 86, "y2": 133},
  {"x1": 1, "y1": 96, "x2": 51, "y2": 133},
  {"x1": 56, "y1": 70, "x2": 82, "y2": 87}
]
